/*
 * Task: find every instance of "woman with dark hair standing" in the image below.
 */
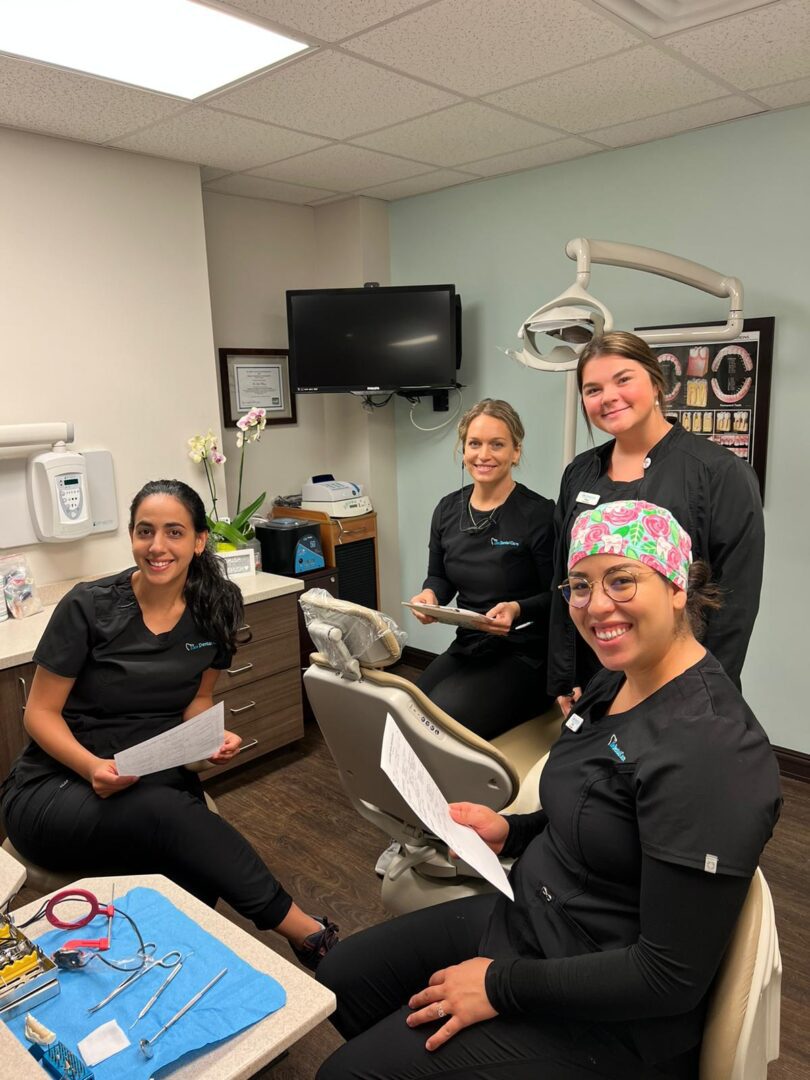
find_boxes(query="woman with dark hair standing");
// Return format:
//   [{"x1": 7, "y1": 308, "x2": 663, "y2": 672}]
[
  {"x1": 0, "y1": 479, "x2": 337, "y2": 970},
  {"x1": 409, "y1": 399, "x2": 555, "y2": 740},
  {"x1": 547, "y1": 331, "x2": 764, "y2": 702}
]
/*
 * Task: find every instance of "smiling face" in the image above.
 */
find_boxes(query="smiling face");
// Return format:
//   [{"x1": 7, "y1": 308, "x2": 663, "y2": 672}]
[
  {"x1": 567, "y1": 553, "x2": 687, "y2": 674},
  {"x1": 463, "y1": 414, "x2": 520, "y2": 490},
  {"x1": 129, "y1": 494, "x2": 207, "y2": 590},
  {"x1": 580, "y1": 354, "x2": 661, "y2": 439}
]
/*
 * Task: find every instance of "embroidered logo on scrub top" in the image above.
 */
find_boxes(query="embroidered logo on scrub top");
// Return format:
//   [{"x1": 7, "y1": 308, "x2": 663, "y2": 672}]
[
  {"x1": 185, "y1": 641, "x2": 215, "y2": 651},
  {"x1": 607, "y1": 733, "x2": 626, "y2": 762},
  {"x1": 490, "y1": 537, "x2": 519, "y2": 547}
]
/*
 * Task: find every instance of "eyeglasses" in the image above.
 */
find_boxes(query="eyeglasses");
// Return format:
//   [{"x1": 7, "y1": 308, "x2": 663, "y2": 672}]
[{"x1": 558, "y1": 567, "x2": 658, "y2": 608}]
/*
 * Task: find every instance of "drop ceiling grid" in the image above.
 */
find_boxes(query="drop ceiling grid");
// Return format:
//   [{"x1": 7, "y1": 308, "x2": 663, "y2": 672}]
[
  {"x1": 215, "y1": 0, "x2": 437, "y2": 44},
  {"x1": 206, "y1": 50, "x2": 462, "y2": 139},
  {"x1": 249, "y1": 143, "x2": 437, "y2": 191},
  {"x1": 343, "y1": 0, "x2": 642, "y2": 97}
]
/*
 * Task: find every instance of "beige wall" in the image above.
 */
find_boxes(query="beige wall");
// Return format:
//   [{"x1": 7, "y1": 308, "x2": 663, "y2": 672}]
[
  {"x1": 0, "y1": 127, "x2": 223, "y2": 586},
  {"x1": 203, "y1": 192, "x2": 402, "y2": 619}
]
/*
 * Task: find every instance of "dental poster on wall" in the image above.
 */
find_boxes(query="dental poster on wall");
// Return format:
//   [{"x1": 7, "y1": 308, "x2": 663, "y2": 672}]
[{"x1": 638, "y1": 317, "x2": 774, "y2": 498}]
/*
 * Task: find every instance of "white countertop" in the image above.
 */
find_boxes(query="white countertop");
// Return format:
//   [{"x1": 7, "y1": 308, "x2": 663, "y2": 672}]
[{"x1": 0, "y1": 572, "x2": 303, "y2": 672}]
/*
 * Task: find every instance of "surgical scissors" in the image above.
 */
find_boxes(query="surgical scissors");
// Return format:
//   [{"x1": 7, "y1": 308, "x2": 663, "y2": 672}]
[{"x1": 87, "y1": 945, "x2": 183, "y2": 1014}]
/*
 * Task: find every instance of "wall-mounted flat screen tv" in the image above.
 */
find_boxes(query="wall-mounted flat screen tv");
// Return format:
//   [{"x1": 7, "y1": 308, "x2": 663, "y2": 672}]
[{"x1": 287, "y1": 284, "x2": 460, "y2": 393}]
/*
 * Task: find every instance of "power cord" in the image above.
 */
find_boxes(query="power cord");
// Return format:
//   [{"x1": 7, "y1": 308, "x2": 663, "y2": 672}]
[{"x1": 408, "y1": 386, "x2": 464, "y2": 432}]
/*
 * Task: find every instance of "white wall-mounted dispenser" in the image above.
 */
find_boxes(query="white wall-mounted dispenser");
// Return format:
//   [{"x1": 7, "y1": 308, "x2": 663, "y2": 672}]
[{"x1": 0, "y1": 422, "x2": 118, "y2": 548}]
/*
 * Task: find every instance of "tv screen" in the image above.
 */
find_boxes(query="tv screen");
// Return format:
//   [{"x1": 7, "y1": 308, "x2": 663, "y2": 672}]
[{"x1": 287, "y1": 284, "x2": 459, "y2": 393}]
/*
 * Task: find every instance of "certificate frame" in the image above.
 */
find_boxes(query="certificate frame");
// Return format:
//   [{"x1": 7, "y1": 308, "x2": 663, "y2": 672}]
[
  {"x1": 218, "y1": 347, "x2": 297, "y2": 427},
  {"x1": 635, "y1": 317, "x2": 774, "y2": 499}
]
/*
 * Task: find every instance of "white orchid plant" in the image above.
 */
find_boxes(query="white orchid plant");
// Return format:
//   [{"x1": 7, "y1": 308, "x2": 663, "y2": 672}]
[{"x1": 187, "y1": 407, "x2": 267, "y2": 546}]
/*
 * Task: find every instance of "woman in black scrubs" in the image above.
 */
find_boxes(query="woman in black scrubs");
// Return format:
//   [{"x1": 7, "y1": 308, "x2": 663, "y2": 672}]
[
  {"x1": 1, "y1": 479, "x2": 337, "y2": 970},
  {"x1": 314, "y1": 500, "x2": 780, "y2": 1080},
  {"x1": 409, "y1": 399, "x2": 555, "y2": 739},
  {"x1": 547, "y1": 331, "x2": 764, "y2": 702}
]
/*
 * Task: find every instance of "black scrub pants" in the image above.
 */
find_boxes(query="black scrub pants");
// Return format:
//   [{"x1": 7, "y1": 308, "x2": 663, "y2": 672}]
[
  {"x1": 416, "y1": 649, "x2": 551, "y2": 740},
  {"x1": 316, "y1": 897, "x2": 697, "y2": 1080},
  {"x1": 1, "y1": 768, "x2": 292, "y2": 930}
]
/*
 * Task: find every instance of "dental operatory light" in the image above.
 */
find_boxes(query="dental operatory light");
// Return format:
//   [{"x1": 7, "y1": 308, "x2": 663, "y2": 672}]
[
  {"x1": 0, "y1": 0, "x2": 308, "y2": 100},
  {"x1": 505, "y1": 237, "x2": 744, "y2": 465}
]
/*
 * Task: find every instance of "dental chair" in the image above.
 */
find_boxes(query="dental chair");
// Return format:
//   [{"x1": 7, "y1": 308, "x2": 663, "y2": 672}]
[{"x1": 300, "y1": 590, "x2": 562, "y2": 915}]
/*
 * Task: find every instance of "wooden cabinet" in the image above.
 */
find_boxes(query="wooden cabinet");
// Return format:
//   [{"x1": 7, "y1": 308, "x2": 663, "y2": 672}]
[
  {"x1": 202, "y1": 592, "x2": 304, "y2": 778},
  {"x1": 0, "y1": 592, "x2": 303, "y2": 789}
]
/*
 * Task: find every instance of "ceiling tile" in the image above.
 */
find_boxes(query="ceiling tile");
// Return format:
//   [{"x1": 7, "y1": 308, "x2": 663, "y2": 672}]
[
  {"x1": 251, "y1": 143, "x2": 430, "y2": 191},
  {"x1": 344, "y1": 0, "x2": 640, "y2": 96},
  {"x1": 666, "y1": 0, "x2": 810, "y2": 89},
  {"x1": 309, "y1": 194, "x2": 354, "y2": 205},
  {"x1": 200, "y1": 166, "x2": 229, "y2": 182},
  {"x1": 352, "y1": 102, "x2": 561, "y2": 167},
  {"x1": 486, "y1": 46, "x2": 729, "y2": 132},
  {"x1": 588, "y1": 95, "x2": 764, "y2": 147},
  {"x1": 359, "y1": 169, "x2": 477, "y2": 200},
  {"x1": 216, "y1": 0, "x2": 428, "y2": 42},
  {"x1": 750, "y1": 76, "x2": 810, "y2": 108},
  {"x1": 203, "y1": 173, "x2": 337, "y2": 203},
  {"x1": 209, "y1": 50, "x2": 459, "y2": 139},
  {"x1": 461, "y1": 138, "x2": 601, "y2": 176},
  {"x1": 0, "y1": 55, "x2": 186, "y2": 143},
  {"x1": 110, "y1": 107, "x2": 328, "y2": 170}
]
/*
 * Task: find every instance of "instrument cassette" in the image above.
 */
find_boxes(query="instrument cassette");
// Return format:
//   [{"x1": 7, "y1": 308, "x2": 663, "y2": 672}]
[{"x1": 0, "y1": 913, "x2": 59, "y2": 1020}]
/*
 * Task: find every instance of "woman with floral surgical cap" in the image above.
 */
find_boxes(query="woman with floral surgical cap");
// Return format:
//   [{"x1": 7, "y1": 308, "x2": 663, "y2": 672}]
[
  {"x1": 314, "y1": 501, "x2": 780, "y2": 1080},
  {"x1": 1, "y1": 479, "x2": 338, "y2": 971}
]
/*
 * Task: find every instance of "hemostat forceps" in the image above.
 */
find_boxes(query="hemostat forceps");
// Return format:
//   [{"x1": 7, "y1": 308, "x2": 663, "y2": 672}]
[{"x1": 88, "y1": 945, "x2": 182, "y2": 1014}]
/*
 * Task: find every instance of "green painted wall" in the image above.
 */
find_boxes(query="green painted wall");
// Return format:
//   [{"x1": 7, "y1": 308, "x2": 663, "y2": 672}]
[{"x1": 390, "y1": 104, "x2": 810, "y2": 753}]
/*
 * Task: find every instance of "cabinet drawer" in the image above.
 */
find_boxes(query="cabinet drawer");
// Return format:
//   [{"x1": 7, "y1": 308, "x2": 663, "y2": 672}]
[
  {"x1": 207, "y1": 668, "x2": 303, "y2": 777},
  {"x1": 236, "y1": 592, "x2": 299, "y2": 647},
  {"x1": 333, "y1": 518, "x2": 375, "y2": 545},
  {"x1": 214, "y1": 633, "x2": 298, "y2": 692}
]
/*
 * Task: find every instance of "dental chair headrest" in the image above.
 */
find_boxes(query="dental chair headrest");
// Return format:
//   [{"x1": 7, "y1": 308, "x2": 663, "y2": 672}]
[{"x1": 299, "y1": 589, "x2": 405, "y2": 670}]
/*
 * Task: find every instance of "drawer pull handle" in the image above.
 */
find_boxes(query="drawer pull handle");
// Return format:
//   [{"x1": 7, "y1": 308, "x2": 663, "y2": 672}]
[
  {"x1": 237, "y1": 624, "x2": 251, "y2": 633},
  {"x1": 237, "y1": 739, "x2": 259, "y2": 755},
  {"x1": 230, "y1": 700, "x2": 256, "y2": 715},
  {"x1": 227, "y1": 663, "x2": 254, "y2": 676},
  {"x1": 19, "y1": 676, "x2": 29, "y2": 713}
]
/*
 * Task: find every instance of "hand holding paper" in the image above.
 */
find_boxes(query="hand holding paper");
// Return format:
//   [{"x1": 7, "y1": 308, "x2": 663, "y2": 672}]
[
  {"x1": 113, "y1": 702, "x2": 225, "y2": 778},
  {"x1": 380, "y1": 714, "x2": 513, "y2": 900}
]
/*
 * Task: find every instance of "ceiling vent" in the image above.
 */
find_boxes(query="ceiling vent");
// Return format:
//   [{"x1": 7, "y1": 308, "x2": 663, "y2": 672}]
[{"x1": 591, "y1": 0, "x2": 778, "y2": 36}]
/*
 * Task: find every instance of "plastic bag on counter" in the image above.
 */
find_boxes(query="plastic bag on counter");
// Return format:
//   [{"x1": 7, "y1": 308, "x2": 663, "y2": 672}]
[{"x1": 0, "y1": 554, "x2": 44, "y2": 619}]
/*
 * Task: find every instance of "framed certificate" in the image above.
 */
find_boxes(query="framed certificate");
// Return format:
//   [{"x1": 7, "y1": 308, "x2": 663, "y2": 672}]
[{"x1": 218, "y1": 348, "x2": 297, "y2": 427}]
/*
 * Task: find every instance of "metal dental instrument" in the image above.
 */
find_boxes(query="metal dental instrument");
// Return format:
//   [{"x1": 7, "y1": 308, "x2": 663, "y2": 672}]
[
  {"x1": 87, "y1": 946, "x2": 182, "y2": 1014},
  {"x1": 139, "y1": 967, "x2": 227, "y2": 1059},
  {"x1": 129, "y1": 954, "x2": 191, "y2": 1029}
]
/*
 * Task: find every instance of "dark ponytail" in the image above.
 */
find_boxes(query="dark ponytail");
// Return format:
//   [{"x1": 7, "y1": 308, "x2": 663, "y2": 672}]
[
  {"x1": 129, "y1": 479, "x2": 244, "y2": 655},
  {"x1": 684, "y1": 559, "x2": 723, "y2": 639}
]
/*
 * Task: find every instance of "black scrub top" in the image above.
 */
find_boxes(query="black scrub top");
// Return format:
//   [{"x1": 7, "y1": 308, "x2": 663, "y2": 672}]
[
  {"x1": 481, "y1": 652, "x2": 781, "y2": 1061},
  {"x1": 422, "y1": 482, "x2": 555, "y2": 666},
  {"x1": 5, "y1": 569, "x2": 232, "y2": 789}
]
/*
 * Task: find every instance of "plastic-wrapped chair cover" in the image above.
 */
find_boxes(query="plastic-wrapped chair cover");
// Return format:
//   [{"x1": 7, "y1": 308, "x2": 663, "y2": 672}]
[{"x1": 299, "y1": 589, "x2": 405, "y2": 668}]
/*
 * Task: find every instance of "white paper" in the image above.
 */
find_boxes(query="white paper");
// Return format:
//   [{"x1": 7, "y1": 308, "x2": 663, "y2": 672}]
[
  {"x1": 113, "y1": 702, "x2": 225, "y2": 777},
  {"x1": 380, "y1": 714, "x2": 513, "y2": 900}
]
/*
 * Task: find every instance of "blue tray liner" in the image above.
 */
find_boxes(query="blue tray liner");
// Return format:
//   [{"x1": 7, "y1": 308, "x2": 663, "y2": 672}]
[{"x1": 4, "y1": 886, "x2": 286, "y2": 1079}]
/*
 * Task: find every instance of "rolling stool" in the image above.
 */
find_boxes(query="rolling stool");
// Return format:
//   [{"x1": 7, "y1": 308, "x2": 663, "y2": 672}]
[{"x1": 1, "y1": 791, "x2": 220, "y2": 897}]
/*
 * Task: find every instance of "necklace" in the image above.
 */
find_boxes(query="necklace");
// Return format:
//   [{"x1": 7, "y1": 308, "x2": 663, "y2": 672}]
[{"x1": 459, "y1": 482, "x2": 515, "y2": 533}]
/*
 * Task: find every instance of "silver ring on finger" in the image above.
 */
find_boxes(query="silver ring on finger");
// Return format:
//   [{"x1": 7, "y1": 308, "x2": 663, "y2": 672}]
[{"x1": 436, "y1": 1005, "x2": 446, "y2": 1018}]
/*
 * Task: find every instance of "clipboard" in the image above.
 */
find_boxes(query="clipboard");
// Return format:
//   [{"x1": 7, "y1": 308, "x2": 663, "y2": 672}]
[{"x1": 401, "y1": 601, "x2": 497, "y2": 629}]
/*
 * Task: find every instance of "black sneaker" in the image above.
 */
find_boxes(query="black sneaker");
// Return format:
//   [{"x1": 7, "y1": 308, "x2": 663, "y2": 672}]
[{"x1": 292, "y1": 916, "x2": 339, "y2": 972}]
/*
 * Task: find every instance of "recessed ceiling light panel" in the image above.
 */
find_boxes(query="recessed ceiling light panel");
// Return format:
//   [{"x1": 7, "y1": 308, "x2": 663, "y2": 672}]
[
  {"x1": 592, "y1": 0, "x2": 777, "y2": 36},
  {"x1": 0, "y1": 0, "x2": 309, "y2": 99}
]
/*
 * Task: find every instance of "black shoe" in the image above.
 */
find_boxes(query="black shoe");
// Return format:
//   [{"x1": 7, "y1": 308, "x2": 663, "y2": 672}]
[{"x1": 292, "y1": 916, "x2": 339, "y2": 972}]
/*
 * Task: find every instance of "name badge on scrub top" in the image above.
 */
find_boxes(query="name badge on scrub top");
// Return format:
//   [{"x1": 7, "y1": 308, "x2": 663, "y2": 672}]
[
  {"x1": 576, "y1": 491, "x2": 600, "y2": 506},
  {"x1": 565, "y1": 712, "x2": 584, "y2": 732}
]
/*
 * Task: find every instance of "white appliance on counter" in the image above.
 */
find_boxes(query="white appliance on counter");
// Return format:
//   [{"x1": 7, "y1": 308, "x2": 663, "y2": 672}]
[{"x1": 301, "y1": 475, "x2": 372, "y2": 518}]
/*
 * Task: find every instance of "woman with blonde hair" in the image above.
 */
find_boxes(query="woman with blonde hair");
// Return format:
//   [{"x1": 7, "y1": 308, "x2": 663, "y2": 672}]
[{"x1": 408, "y1": 398, "x2": 555, "y2": 739}]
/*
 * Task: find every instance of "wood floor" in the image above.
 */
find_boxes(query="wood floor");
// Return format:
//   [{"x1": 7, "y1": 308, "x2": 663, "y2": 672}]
[{"x1": 199, "y1": 719, "x2": 810, "y2": 1080}]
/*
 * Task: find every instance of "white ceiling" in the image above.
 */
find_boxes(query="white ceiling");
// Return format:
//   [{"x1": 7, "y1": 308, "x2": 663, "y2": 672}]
[{"x1": 1, "y1": 0, "x2": 808, "y2": 205}]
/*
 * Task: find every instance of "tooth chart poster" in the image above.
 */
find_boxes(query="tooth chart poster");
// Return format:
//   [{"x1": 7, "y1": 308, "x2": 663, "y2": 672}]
[{"x1": 637, "y1": 317, "x2": 774, "y2": 498}]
